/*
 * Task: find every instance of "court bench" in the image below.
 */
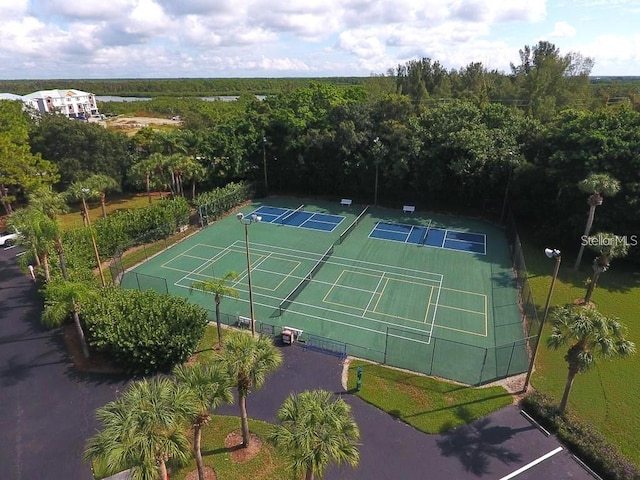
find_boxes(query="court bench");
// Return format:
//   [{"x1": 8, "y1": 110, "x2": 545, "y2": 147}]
[
  {"x1": 340, "y1": 198, "x2": 352, "y2": 207},
  {"x1": 403, "y1": 205, "x2": 415, "y2": 213},
  {"x1": 237, "y1": 316, "x2": 252, "y2": 328}
]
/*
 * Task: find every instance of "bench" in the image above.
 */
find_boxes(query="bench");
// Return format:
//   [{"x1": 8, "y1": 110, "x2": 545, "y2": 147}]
[
  {"x1": 403, "y1": 205, "x2": 415, "y2": 214},
  {"x1": 238, "y1": 316, "x2": 252, "y2": 328},
  {"x1": 281, "y1": 326, "x2": 303, "y2": 345},
  {"x1": 340, "y1": 198, "x2": 352, "y2": 207}
]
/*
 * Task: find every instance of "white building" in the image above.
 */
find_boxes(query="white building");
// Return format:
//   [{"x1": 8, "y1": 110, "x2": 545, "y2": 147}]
[{"x1": 18, "y1": 89, "x2": 100, "y2": 119}]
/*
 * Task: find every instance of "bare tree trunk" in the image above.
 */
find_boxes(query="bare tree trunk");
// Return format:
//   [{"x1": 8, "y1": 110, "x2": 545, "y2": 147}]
[
  {"x1": 72, "y1": 307, "x2": 90, "y2": 358},
  {"x1": 100, "y1": 192, "x2": 107, "y2": 218},
  {"x1": 158, "y1": 460, "x2": 169, "y2": 480},
  {"x1": 192, "y1": 180, "x2": 197, "y2": 200},
  {"x1": 42, "y1": 253, "x2": 51, "y2": 282},
  {"x1": 584, "y1": 269, "x2": 602, "y2": 304},
  {"x1": 55, "y1": 239, "x2": 69, "y2": 280},
  {"x1": 146, "y1": 173, "x2": 152, "y2": 204},
  {"x1": 559, "y1": 367, "x2": 578, "y2": 414},
  {"x1": 240, "y1": 393, "x2": 250, "y2": 447},
  {"x1": 32, "y1": 242, "x2": 42, "y2": 266},
  {"x1": 215, "y1": 296, "x2": 223, "y2": 343},
  {"x1": 305, "y1": 468, "x2": 315, "y2": 480},
  {"x1": 574, "y1": 195, "x2": 601, "y2": 270},
  {"x1": 194, "y1": 424, "x2": 205, "y2": 480}
]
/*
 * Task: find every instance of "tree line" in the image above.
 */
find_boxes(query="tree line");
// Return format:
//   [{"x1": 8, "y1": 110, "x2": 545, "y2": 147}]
[{"x1": 2, "y1": 41, "x2": 639, "y2": 263}]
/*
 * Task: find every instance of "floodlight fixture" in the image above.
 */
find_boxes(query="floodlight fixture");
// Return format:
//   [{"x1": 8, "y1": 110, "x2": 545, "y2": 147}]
[{"x1": 545, "y1": 248, "x2": 561, "y2": 258}]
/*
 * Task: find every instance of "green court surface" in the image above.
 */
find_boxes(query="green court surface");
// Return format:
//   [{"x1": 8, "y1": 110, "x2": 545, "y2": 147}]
[{"x1": 121, "y1": 197, "x2": 527, "y2": 385}]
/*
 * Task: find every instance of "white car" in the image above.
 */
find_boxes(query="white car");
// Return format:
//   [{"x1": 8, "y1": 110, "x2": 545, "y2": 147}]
[{"x1": 0, "y1": 230, "x2": 19, "y2": 247}]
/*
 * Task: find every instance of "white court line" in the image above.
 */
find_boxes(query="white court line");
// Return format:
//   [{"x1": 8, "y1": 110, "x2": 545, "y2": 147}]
[
  {"x1": 363, "y1": 273, "x2": 385, "y2": 316},
  {"x1": 499, "y1": 447, "x2": 563, "y2": 480},
  {"x1": 426, "y1": 276, "x2": 443, "y2": 343}
]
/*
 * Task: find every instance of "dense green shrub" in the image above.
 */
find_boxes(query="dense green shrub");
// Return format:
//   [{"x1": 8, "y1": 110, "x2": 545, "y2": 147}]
[
  {"x1": 521, "y1": 392, "x2": 640, "y2": 480},
  {"x1": 194, "y1": 182, "x2": 252, "y2": 225},
  {"x1": 83, "y1": 287, "x2": 208, "y2": 374},
  {"x1": 93, "y1": 196, "x2": 190, "y2": 256}
]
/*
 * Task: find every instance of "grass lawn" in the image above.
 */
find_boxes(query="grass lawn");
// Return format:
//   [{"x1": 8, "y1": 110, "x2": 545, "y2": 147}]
[
  {"x1": 523, "y1": 239, "x2": 640, "y2": 464},
  {"x1": 94, "y1": 416, "x2": 289, "y2": 480},
  {"x1": 168, "y1": 416, "x2": 290, "y2": 480},
  {"x1": 346, "y1": 360, "x2": 513, "y2": 434},
  {"x1": 58, "y1": 192, "x2": 168, "y2": 231}
]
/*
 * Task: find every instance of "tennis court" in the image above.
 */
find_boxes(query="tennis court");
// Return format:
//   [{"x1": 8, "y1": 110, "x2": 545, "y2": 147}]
[{"x1": 121, "y1": 198, "x2": 527, "y2": 385}]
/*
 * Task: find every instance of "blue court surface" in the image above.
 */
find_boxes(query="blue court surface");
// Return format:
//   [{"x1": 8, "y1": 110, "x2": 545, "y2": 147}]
[
  {"x1": 251, "y1": 205, "x2": 344, "y2": 232},
  {"x1": 369, "y1": 221, "x2": 486, "y2": 254}
]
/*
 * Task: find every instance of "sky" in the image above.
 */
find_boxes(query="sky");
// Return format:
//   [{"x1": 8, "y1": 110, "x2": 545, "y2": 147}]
[{"x1": 0, "y1": 0, "x2": 638, "y2": 79}]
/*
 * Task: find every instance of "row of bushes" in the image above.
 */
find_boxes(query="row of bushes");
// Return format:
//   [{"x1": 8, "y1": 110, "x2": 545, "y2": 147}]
[
  {"x1": 194, "y1": 181, "x2": 252, "y2": 225},
  {"x1": 94, "y1": 196, "x2": 190, "y2": 256},
  {"x1": 521, "y1": 392, "x2": 640, "y2": 480},
  {"x1": 58, "y1": 197, "x2": 190, "y2": 273},
  {"x1": 83, "y1": 287, "x2": 208, "y2": 374}
]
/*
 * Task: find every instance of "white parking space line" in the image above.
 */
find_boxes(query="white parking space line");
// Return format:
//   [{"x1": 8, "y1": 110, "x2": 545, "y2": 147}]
[{"x1": 499, "y1": 447, "x2": 563, "y2": 480}]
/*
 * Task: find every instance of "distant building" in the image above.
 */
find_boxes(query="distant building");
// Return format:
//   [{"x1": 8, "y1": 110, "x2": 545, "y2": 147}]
[{"x1": 0, "y1": 89, "x2": 100, "y2": 119}]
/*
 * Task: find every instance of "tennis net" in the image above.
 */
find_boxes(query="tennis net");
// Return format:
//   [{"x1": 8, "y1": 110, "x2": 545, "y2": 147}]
[
  {"x1": 421, "y1": 220, "x2": 432, "y2": 246},
  {"x1": 279, "y1": 245, "x2": 334, "y2": 314},
  {"x1": 280, "y1": 204, "x2": 305, "y2": 224},
  {"x1": 336, "y1": 205, "x2": 369, "y2": 245}
]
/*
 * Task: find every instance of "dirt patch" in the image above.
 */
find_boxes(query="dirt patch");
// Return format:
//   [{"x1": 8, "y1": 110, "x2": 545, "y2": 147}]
[
  {"x1": 224, "y1": 430, "x2": 263, "y2": 463},
  {"x1": 106, "y1": 116, "x2": 181, "y2": 136},
  {"x1": 184, "y1": 467, "x2": 217, "y2": 480},
  {"x1": 62, "y1": 324, "x2": 122, "y2": 374}
]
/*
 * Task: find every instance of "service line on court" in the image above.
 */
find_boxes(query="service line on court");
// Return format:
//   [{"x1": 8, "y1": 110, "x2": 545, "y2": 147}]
[{"x1": 363, "y1": 274, "x2": 386, "y2": 317}]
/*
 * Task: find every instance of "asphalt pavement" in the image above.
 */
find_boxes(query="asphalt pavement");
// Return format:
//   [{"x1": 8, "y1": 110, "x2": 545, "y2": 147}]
[
  {"x1": 0, "y1": 245, "x2": 595, "y2": 480},
  {"x1": 0, "y1": 246, "x2": 130, "y2": 480}
]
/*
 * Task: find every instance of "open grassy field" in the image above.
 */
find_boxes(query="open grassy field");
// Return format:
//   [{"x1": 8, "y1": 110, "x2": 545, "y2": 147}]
[{"x1": 523, "y1": 240, "x2": 640, "y2": 464}]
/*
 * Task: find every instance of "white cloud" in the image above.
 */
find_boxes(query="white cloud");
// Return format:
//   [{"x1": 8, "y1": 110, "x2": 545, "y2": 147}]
[
  {"x1": 549, "y1": 21, "x2": 576, "y2": 38},
  {"x1": 0, "y1": 0, "x2": 635, "y2": 78}
]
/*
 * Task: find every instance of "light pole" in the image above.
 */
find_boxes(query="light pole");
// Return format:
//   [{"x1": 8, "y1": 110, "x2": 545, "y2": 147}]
[
  {"x1": 81, "y1": 188, "x2": 106, "y2": 287},
  {"x1": 237, "y1": 212, "x2": 261, "y2": 337},
  {"x1": 522, "y1": 248, "x2": 561, "y2": 392},
  {"x1": 373, "y1": 137, "x2": 380, "y2": 205},
  {"x1": 262, "y1": 136, "x2": 268, "y2": 196}
]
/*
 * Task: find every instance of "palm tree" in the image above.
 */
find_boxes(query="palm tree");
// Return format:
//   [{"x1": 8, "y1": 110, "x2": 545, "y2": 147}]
[
  {"x1": 574, "y1": 173, "x2": 620, "y2": 270},
  {"x1": 218, "y1": 331, "x2": 283, "y2": 448},
  {"x1": 547, "y1": 305, "x2": 635, "y2": 414},
  {"x1": 142, "y1": 153, "x2": 171, "y2": 198},
  {"x1": 66, "y1": 181, "x2": 101, "y2": 227},
  {"x1": 83, "y1": 173, "x2": 120, "y2": 218},
  {"x1": 28, "y1": 186, "x2": 70, "y2": 280},
  {"x1": 174, "y1": 363, "x2": 233, "y2": 480},
  {"x1": 8, "y1": 206, "x2": 55, "y2": 282},
  {"x1": 190, "y1": 271, "x2": 239, "y2": 343},
  {"x1": 42, "y1": 278, "x2": 97, "y2": 358},
  {"x1": 268, "y1": 389, "x2": 360, "y2": 480},
  {"x1": 582, "y1": 232, "x2": 630, "y2": 304},
  {"x1": 84, "y1": 377, "x2": 195, "y2": 480}
]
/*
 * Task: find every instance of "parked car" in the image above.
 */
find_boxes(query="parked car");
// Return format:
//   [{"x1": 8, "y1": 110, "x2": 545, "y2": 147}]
[{"x1": 0, "y1": 229, "x2": 19, "y2": 247}]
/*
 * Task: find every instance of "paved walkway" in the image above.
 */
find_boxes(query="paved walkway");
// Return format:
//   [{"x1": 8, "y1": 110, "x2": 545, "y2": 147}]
[
  {"x1": 217, "y1": 345, "x2": 594, "y2": 480},
  {"x1": 0, "y1": 246, "x2": 593, "y2": 479},
  {"x1": 0, "y1": 247, "x2": 130, "y2": 480}
]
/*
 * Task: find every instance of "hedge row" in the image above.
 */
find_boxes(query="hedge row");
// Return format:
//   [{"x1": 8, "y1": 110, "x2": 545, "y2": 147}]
[
  {"x1": 94, "y1": 196, "x2": 190, "y2": 257},
  {"x1": 60, "y1": 197, "x2": 190, "y2": 272},
  {"x1": 83, "y1": 287, "x2": 208, "y2": 374},
  {"x1": 194, "y1": 181, "x2": 252, "y2": 225},
  {"x1": 521, "y1": 392, "x2": 640, "y2": 480}
]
